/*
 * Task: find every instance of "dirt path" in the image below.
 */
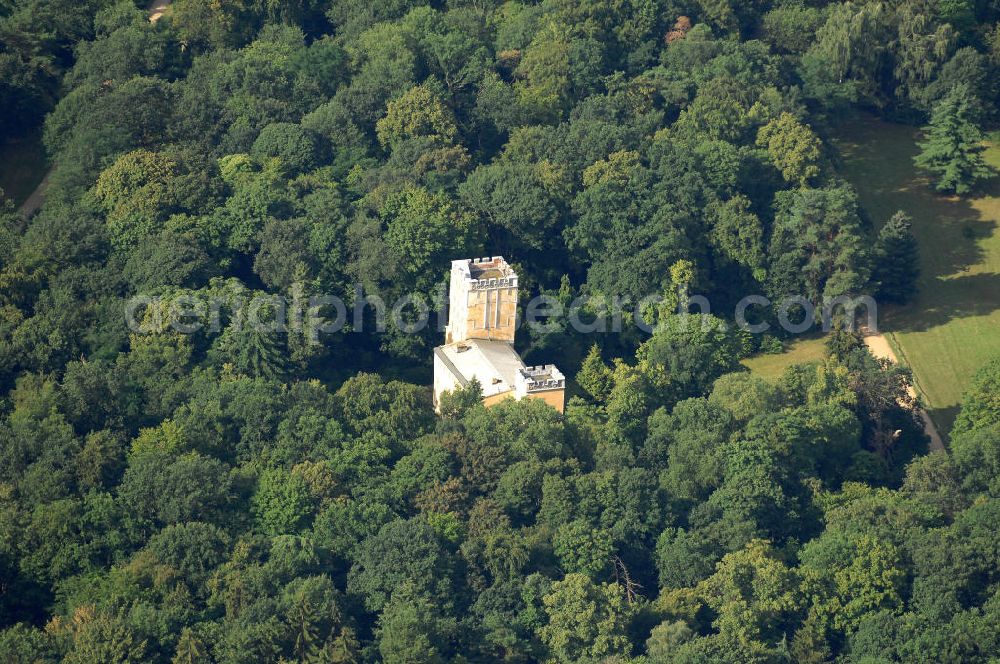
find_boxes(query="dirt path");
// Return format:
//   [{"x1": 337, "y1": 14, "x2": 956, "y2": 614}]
[
  {"x1": 18, "y1": 1, "x2": 171, "y2": 219},
  {"x1": 863, "y1": 333, "x2": 946, "y2": 452}
]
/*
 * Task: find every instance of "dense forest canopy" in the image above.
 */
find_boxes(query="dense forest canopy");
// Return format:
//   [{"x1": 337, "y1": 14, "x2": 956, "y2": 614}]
[{"x1": 1, "y1": 0, "x2": 1000, "y2": 661}]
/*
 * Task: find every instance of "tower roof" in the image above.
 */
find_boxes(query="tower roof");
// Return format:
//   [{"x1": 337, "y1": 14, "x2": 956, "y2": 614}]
[{"x1": 453, "y1": 256, "x2": 518, "y2": 287}]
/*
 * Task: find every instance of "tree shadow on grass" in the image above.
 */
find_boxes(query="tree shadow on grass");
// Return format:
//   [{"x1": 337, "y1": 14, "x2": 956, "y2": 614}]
[
  {"x1": 898, "y1": 185, "x2": 995, "y2": 283},
  {"x1": 889, "y1": 271, "x2": 1000, "y2": 332},
  {"x1": 887, "y1": 175, "x2": 1000, "y2": 331}
]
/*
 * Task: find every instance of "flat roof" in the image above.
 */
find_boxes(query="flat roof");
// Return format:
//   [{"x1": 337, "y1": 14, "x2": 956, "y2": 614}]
[
  {"x1": 435, "y1": 339, "x2": 525, "y2": 398},
  {"x1": 471, "y1": 267, "x2": 506, "y2": 279},
  {"x1": 457, "y1": 257, "x2": 516, "y2": 281}
]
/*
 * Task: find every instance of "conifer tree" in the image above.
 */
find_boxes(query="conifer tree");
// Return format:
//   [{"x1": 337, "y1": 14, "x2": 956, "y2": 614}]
[
  {"x1": 210, "y1": 320, "x2": 289, "y2": 380},
  {"x1": 172, "y1": 629, "x2": 207, "y2": 664},
  {"x1": 874, "y1": 211, "x2": 920, "y2": 304},
  {"x1": 577, "y1": 344, "x2": 614, "y2": 402},
  {"x1": 914, "y1": 85, "x2": 996, "y2": 194}
]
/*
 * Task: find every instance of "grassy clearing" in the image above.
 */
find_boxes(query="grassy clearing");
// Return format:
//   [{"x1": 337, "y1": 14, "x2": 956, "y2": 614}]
[
  {"x1": 831, "y1": 113, "x2": 1000, "y2": 434},
  {"x1": 742, "y1": 335, "x2": 828, "y2": 380},
  {"x1": 0, "y1": 130, "x2": 48, "y2": 208}
]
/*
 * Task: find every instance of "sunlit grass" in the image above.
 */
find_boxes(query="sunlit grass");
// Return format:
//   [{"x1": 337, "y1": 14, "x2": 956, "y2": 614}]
[{"x1": 742, "y1": 335, "x2": 828, "y2": 380}]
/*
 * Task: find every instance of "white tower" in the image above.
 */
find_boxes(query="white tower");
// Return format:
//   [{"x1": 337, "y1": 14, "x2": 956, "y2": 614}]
[{"x1": 445, "y1": 256, "x2": 519, "y2": 344}]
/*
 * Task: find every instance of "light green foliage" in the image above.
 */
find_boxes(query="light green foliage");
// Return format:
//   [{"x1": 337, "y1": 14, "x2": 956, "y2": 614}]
[
  {"x1": 698, "y1": 539, "x2": 802, "y2": 646},
  {"x1": 756, "y1": 112, "x2": 823, "y2": 186},
  {"x1": 673, "y1": 76, "x2": 755, "y2": 143},
  {"x1": 709, "y1": 372, "x2": 781, "y2": 423},
  {"x1": 637, "y1": 313, "x2": 743, "y2": 404},
  {"x1": 706, "y1": 195, "x2": 766, "y2": 279},
  {"x1": 807, "y1": 357, "x2": 858, "y2": 409},
  {"x1": 94, "y1": 149, "x2": 176, "y2": 250},
  {"x1": 61, "y1": 612, "x2": 148, "y2": 664},
  {"x1": 576, "y1": 344, "x2": 613, "y2": 402},
  {"x1": 604, "y1": 360, "x2": 652, "y2": 441},
  {"x1": 514, "y1": 21, "x2": 574, "y2": 122},
  {"x1": 952, "y1": 358, "x2": 1000, "y2": 437},
  {"x1": 539, "y1": 573, "x2": 632, "y2": 662},
  {"x1": 646, "y1": 619, "x2": 694, "y2": 660},
  {"x1": 253, "y1": 467, "x2": 315, "y2": 535},
  {"x1": 376, "y1": 84, "x2": 458, "y2": 149},
  {"x1": 801, "y1": 532, "x2": 906, "y2": 632},
  {"x1": 552, "y1": 519, "x2": 614, "y2": 578},
  {"x1": 129, "y1": 419, "x2": 187, "y2": 462}
]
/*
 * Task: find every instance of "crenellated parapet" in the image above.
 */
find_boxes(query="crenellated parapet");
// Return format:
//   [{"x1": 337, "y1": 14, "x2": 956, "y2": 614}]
[
  {"x1": 469, "y1": 276, "x2": 518, "y2": 290},
  {"x1": 515, "y1": 365, "x2": 566, "y2": 395},
  {"x1": 465, "y1": 257, "x2": 519, "y2": 289}
]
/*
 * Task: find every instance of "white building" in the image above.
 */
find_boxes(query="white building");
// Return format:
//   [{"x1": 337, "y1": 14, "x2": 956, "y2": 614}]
[{"x1": 433, "y1": 257, "x2": 565, "y2": 413}]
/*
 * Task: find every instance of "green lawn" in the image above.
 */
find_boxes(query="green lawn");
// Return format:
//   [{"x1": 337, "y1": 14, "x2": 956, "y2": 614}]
[
  {"x1": 830, "y1": 114, "x2": 1000, "y2": 434},
  {"x1": 742, "y1": 335, "x2": 828, "y2": 380},
  {"x1": 0, "y1": 130, "x2": 48, "y2": 208}
]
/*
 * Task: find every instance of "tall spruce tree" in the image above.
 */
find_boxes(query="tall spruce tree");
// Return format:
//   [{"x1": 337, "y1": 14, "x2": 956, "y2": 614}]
[
  {"x1": 577, "y1": 344, "x2": 614, "y2": 402},
  {"x1": 209, "y1": 320, "x2": 289, "y2": 380},
  {"x1": 914, "y1": 85, "x2": 996, "y2": 194},
  {"x1": 874, "y1": 211, "x2": 920, "y2": 304}
]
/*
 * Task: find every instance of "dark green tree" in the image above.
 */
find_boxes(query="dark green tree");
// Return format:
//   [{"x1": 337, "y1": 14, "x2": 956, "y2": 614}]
[
  {"x1": 767, "y1": 185, "x2": 869, "y2": 307},
  {"x1": 209, "y1": 320, "x2": 290, "y2": 381},
  {"x1": 914, "y1": 85, "x2": 996, "y2": 194},
  {"x1": 251, "y1": 123, "x2": 324, "y2": 175},
  {"x1": 347, "y1": 518, "x2": 457, "y2": 613},
  {"x1": 874, "y1": 211, "x2": 920, "y2": 304}
]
